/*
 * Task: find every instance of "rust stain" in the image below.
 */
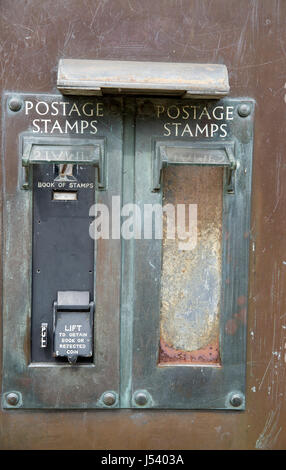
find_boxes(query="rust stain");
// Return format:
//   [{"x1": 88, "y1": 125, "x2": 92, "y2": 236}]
[
  {"x1": 159, "y1": 338, "x2": 220, "y2": 365},
  {"x1": 225, "y1": 302, "x2": 247, "y2": 335},
  {"x1": 225, "y1": 318, "x2": 238, "y2": 335},
  {"x1": 235, "y1": 307, "x2": 247, "y2": 324},
  {"x1": 237, "y1": 295, "x2": 246, "y2": 306}
]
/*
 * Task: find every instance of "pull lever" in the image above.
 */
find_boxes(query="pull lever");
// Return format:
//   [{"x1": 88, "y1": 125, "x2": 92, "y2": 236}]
[{"x1": 53, "y1": 291, "x2": 94, "y2": 364}]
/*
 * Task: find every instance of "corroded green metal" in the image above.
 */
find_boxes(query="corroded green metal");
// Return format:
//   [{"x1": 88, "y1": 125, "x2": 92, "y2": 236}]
[{"x1": 2, "y1": 93, "x2": 254, "y2": 409}]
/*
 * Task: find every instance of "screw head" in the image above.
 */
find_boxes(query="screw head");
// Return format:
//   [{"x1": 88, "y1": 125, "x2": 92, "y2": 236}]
[
  {"x1": 102, "y1": 392, "x2": 116, "y2": 406},
  {"x1": 238, "y1": 103, "x2": 251, "y2": 117},
  {"x1": 134, "y1": 391, "x2": 148, "y2": 406},
  {"x1": 6, "y1": 392, "x2": 20, "y2": 406},
  {"x1": 8, "y1": 97, "x2": 22, "y2": 112},
  {"x1": 230, "y1": 393, "x2": 243, "y2": 408}
]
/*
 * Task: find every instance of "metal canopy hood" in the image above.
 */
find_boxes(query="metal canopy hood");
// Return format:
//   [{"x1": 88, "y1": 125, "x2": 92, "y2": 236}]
[{"x1": 57, "y1": 59, "x2": 229, "y2": 98}]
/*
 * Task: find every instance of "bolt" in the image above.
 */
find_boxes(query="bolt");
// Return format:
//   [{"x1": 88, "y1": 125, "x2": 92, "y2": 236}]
[
  {"x1": 8, "y1": 97, "x2": 22, "y2": 112},
  {"x1": 102, "y1": 392, "x2": 116, "y2": 406},
  {"x1": 134, "y1": 391, "x2": 148, "y2": 406},
  {"x1": 6, "y1": 392, "x2": 20, "y2": 406},
  {"x1": 238, "y1": 103, "x2": 251, "y2": 117},
  {"x1": 230, "y1": 393, "x2": 243, "y2": 407}
]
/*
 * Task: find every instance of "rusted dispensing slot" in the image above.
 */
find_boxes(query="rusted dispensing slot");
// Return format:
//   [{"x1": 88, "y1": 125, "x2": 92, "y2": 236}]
[{"x1": 159, "y1": 166, "x2": 223, "y2": 365}]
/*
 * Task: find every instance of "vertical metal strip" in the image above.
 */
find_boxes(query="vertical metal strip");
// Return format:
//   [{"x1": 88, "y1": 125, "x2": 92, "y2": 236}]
[{"x1": 120, "y1": 97, "x2": 136, "y2": 407}]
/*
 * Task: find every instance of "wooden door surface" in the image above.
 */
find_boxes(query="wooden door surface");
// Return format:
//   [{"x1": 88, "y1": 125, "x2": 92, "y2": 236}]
[{"x1": 0, "y1": 0, "x2": 286, "y2": 450}]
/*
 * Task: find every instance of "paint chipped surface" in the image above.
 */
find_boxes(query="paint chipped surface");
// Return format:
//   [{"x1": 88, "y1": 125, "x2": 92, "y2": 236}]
[{"x1": 159, "y1": 166, "x2": 223, "y2": 364}]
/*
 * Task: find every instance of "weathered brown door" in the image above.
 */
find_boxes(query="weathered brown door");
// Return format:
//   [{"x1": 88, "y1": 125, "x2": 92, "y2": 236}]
[{"x1": 1, "y1": 0, "x2": 286, "y2": 450}]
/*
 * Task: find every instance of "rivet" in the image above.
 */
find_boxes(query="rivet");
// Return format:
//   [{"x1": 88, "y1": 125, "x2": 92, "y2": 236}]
[
  {"x1": 134, "y1": 391, "x2": 148, "y2": 406},
  {"x1": 6, "y1": 392, "x2": 20, "y2": 406},
  {"x1": 238, "y1": 103, "x2": 251, "y2": 117},
  {"x1": 110, "y1": 101, "x2": 120, "y2": 115},
  {"x1": 229, "y1": 393, "x2": 243, "y2": 407},
  {"x1": 102, "y1": 392, "x2": 116, "y2": 406},
  {"x1": 8, "y1": 97, "x2": 22, "y2": 112}
]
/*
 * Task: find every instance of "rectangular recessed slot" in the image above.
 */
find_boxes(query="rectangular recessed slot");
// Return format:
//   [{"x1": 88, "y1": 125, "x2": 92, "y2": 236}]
[
  {"x1": 53, "y1": 191, "x2": 78, "y2": 201},
  {"x1": 159, "y1": 165, "x2": 223, "y2": 366}
]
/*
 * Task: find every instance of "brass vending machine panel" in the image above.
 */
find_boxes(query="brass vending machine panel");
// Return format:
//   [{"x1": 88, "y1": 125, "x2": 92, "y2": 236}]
[{"x1": 2, "y1": 62, "x2": 254, "y2": 410}]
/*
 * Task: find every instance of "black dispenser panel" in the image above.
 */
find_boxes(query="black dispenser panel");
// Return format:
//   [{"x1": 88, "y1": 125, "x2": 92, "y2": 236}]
[{"x1": 31, "y1": 163, "x2": 95, "y2": 363}]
